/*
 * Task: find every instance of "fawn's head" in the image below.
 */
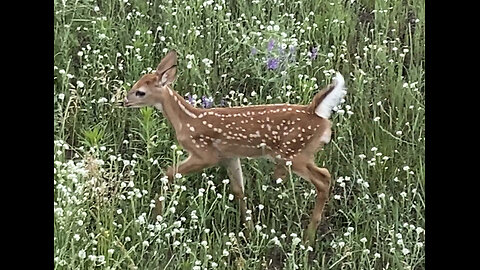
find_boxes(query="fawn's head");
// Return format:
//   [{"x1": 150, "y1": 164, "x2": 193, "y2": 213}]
[{"x1": 124, "y1": 50, "x2": 177, "y2": 108}]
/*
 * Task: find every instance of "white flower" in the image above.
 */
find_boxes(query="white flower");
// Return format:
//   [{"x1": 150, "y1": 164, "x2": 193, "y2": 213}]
[
  {"x1": 338, "y1": 241, "x2": 345, "y2": 248},
  {"x1": 97, "y1": 255, "x2": 105, "y2": 263},
  {"x1": 286, "y1": 161, "x2": 292, "y2": 166},
  {"x1": 378, "y1": 193, "x2": 385, "y2": 199},
  {"x1": 334, "y1": 195, "x2": 341, "y2": 200},
  {"x1": 108, "y1": 249, "x2": 114, "y2": 255},
  {"x1": 258, "y1": 204, "x2": 264, "y2": 210},
  {"x1": 373, "y1": 116, "x2": 380, "y2": 122},
  {"x1": 142, "y1": 240, "x2": 149, "y2": 247},
  {"x1": 273, "y1": 25, "x2": 280, "y2": 31},
  {"x1": 401, "y1": 248, "x2": 410, "y2": 255},
  {"x1": 58, "y1": 93, "x2": 65, "y2": 100},
  {"x1": 76, "y1": 81, "x2": 84, "y2": 88},
  {"x1": 78, "y1": 250, "x2": 86, "y2": 259},
  {"x1": 396, "y1": 131, "x2": 403, "y2": 136},
  {"x1": 400, "y1": 192, "x2": 407, "y2": 198},
  {"x1": 360, "y1": 237, "x2": 367, "y2": 243},
  {"x1": 292, "y1": 237, "x2": 301, "y2": 245},
  {"x1": 73, "y1": 234, "x2": 80, "y2": 241},
  {"x1": 416, "y1": 227, "x2": 424, "y2": 234},
  {"x1": 175, "y1": 173, "x2": 182, "y2": 179},
  {"x1": 374, "y1": 253, "x2": 381, "y2": 258},
  {"x1": 276, "y1": 178, "x2": 283, "y2": 184},
  {"x1": 358, "y1": 154, "x2": 366, "y2": 159},
  {"x1": 228, "y1": 194, "x2": 234, "y2": 201},
  {"x1": 222, "y1": 249, "x2": 229, "y2": 256}
]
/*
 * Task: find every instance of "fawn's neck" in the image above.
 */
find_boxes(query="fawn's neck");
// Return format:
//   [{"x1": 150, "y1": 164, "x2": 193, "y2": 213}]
[{"x1": 155, "y1": 87, "x2": 200, "y2": 134}]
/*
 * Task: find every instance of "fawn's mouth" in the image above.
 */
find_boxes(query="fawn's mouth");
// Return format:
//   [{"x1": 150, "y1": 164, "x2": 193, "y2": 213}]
[{"x1": 123, "y1": 98, "x2": 144, "y2": 108}]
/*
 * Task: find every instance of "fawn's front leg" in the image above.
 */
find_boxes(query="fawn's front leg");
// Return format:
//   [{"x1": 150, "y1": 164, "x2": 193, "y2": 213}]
[{"x1": 153, "y1": 151, "x2": 220, "y2": 218}]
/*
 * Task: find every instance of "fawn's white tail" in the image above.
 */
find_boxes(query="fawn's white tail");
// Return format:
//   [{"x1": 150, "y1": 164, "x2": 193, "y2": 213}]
[{"x1": 314, "y1": 72, "x2": 346, "y2": 119}]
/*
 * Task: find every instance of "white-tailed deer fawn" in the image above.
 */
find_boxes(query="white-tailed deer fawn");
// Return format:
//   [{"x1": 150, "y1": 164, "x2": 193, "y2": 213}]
[{"x1": 124, "y1": 50, "x2": 346, "y2": 243}]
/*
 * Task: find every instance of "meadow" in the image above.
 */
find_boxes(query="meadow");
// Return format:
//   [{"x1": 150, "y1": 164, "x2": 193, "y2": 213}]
[{"x1": 53, "y1": 0, "x2": 425, "y2": 269}]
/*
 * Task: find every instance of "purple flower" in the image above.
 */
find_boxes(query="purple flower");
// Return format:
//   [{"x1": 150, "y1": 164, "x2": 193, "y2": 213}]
[
  {"x1": 266, "y1": 58, "x2": 279, "y2": 70},
  {"x1": 310, "y1": 47, "x2": 318, "y2": 60},
  {"x1": 201, "y1": 96, "x2": 213, "y2": 108},
  {"x1": 185, "y1": 93, "x2": 195, "y2": 105},
  {"x1": 267, "y1": 39, "x2": 275, "y2": 52},
  {"x1": 251, "y1": 47, "x2": 257, "y2": 55},
  {"x1": 289, "y1": 45, "x2": 296, "y2": 62}
]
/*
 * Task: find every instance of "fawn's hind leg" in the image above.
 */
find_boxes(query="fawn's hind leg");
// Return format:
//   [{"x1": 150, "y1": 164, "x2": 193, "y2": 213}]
[
  {"x1": 291, "y1": 156, "x2": 331, "y2": 244},
  {"x1": 223, "y1": 158, "x2": 252, "y2": 230}
]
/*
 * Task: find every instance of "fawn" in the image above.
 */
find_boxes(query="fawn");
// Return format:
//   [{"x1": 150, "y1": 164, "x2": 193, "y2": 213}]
[{"x1": 124, "y1": 50, "x2": 346, "y2": 243}]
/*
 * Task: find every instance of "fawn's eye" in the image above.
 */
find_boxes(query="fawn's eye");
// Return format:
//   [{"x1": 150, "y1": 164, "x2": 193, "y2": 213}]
[{"x1": 135, "y1": 91, "x2": 146, "y2": 97}]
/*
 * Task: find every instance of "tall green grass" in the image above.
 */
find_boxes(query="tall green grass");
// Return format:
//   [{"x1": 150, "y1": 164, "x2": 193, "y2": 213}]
[{"x1": 54, "y1": 0, "x2": 425, "y2": 269}]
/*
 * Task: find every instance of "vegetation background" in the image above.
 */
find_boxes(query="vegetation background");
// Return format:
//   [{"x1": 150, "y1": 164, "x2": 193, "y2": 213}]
[{"x1": 54, "y1": 0, "x2": 425, "y2": 269}]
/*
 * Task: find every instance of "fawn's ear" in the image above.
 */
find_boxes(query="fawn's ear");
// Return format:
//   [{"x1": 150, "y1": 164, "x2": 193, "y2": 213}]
[{"x1": 156, "y1": 50, "x2": 177, "y2": 86}]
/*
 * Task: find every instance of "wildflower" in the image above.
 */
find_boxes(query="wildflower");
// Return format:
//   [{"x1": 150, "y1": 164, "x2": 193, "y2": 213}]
[
  {"x1": 185, "y1": 93, "x2": 195, "y2": 106},
  {"x1": 222, "y1": 249, "x2": 229, "y2": 256},
  {"x1": 276, "y1": 178, "x2": 283, "y2": 184},
  {"x1": 266, "y1": 58, "x2": 279, "y2": 70},
  {"x1": 310, "y1": 47, "x2": 318, "y2": 60},
  {"x1": 228, "y1": 194, "x2": 234, "y2": 200},
  {"x1": 201, "y1": 96, "x2": 214, "y2": 108},
  {"x1": 292, "y1": 237, "x2": 301, "y2": 245},
  {"x1": 97, "y1": 255, "x2": 105, "y2": 263},
  {"x1": 402, "y1": 248, "x2": 410, "y2": 255},
  {"x1": 78, "y1": 250, "x2": 86, "y2": 259},
  {"x1": 360, "y1": 237, "x2": 367, "y2": 243},
  {"x1": 251, "y1": 47, "x2": 257, "y2": 55},
  {"x1": 58, "y1": 93, "x2": 65, "y2": 100},
  {"x1": 142, "y1": 241, "x2": 149, "y2": 247},
  {"x1": 267, "y1": 39, "x2": 275, "y2": 51},
  {"x1": 374, "y1": 253, "x2": 381, "y2": 259}
]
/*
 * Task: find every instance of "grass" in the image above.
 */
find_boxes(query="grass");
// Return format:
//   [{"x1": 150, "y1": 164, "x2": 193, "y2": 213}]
[{"x1": 54, "y1": 0, "x2": 425, "y2": 269}]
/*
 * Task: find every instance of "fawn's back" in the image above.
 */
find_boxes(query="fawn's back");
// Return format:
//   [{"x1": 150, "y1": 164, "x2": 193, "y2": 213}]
[{"x1": 180, "y1": 104, "x2": 331, "y2": 161}]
